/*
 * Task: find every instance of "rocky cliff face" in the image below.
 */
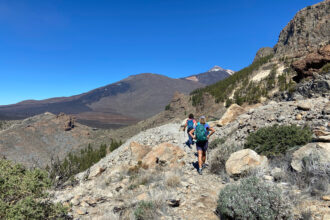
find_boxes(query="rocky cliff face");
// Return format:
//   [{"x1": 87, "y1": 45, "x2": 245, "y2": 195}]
[{"x1": 274, "y1": 0, "x2": 330, "y2": 58}]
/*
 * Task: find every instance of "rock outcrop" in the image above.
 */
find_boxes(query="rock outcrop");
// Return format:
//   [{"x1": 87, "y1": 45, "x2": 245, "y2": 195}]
[
  {"x1": 225, "y1": 149, "x2": 268, "y2": 176},
  {"x1": 292, "y1": 45, "x2": 330, "y2": 81},
  {"x1": 253, "y1": 47, "x2": 275, "y2": 62},
  {"x1": 274, "y1": 0, "x2": 330, "y2": 58},
  {"x1": 57, "y1": 113, "x2": 75, "y2": 131},
  {"x1": 217, "y1": 104, "x2": 246, "y2": 127}
]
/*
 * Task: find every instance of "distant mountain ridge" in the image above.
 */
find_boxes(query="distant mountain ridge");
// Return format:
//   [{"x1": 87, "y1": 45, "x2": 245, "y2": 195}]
[
  {"x1": 183, "y1": 65, "x2": 234, "y2": 85},
  {"x1": 0, "y1": 68, "x2": 231, "y2": 128}
]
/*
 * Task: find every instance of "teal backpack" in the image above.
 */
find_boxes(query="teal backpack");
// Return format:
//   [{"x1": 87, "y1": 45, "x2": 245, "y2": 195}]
[{"x1": 195, "y1": 124, "x2": 207, "y2": 142}]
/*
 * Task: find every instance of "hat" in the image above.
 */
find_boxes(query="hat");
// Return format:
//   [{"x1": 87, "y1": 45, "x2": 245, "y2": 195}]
[{"x1": 200, "y1": 116, "x2": 206, "y2": 119}]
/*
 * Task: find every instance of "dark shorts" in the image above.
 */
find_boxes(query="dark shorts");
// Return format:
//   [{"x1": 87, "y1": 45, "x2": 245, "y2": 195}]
[{"x1": 196, "y1": 140, "x2": 208, "y2": 152}]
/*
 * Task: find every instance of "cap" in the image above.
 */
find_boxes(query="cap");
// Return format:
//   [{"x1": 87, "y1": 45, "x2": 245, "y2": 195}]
[{"x1": 200, "y1": 116, "x2": 206, "y2": 119}]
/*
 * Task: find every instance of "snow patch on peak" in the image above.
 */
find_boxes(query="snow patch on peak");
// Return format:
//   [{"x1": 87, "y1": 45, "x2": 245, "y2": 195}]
[
  {"x1": 226, "y1": 69, "x2": 235, "y2": 75},
  {"x1": 209, "y1": 65, "x2": 224, "y2": 72}
]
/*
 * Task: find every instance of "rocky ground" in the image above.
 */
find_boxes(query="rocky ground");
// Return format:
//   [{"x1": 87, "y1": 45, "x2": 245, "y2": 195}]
[
  {"x1": 52, "y1": 91, "x2": 329, "y2": 219},
  {"x1": 52, "y1": 123, "x2": 226, "y2": 219}
]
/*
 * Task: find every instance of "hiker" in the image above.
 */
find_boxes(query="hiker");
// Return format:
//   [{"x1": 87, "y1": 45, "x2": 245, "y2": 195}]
[
  {"x1": 183, "y1": 113, "x2": 197, "y2": 148},
  {"x1": 189, "y1": 116, "x2": 215, "y2": 175}
]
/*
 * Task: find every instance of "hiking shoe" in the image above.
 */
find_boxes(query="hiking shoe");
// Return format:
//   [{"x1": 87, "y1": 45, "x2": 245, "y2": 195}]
[
  {"x1": 198, "y1": 168, "x2": 202, "y2": 175},
  {"x1": 202, "y1": 164, "x2": 208, "y2": 169}
]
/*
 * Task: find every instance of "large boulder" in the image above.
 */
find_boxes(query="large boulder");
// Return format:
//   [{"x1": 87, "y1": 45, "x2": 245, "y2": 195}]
[
  {"x1": 142, "y1": 142, "x2": 186, "y2": 169},
  {"x1": 225, "y1": 149, "x2": 268, "y2": 176},
  {"x1": 217, "y1": 104, "x2": 246, "y2": 127},
  {"x1": 291, "y1": 142, "x2": 330, "y2": 172}
]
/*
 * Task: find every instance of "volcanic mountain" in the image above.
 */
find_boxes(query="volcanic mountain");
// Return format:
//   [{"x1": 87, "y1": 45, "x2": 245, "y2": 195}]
[{"x1": 0, "y1": 68, "x2": 233, "y2": 128}]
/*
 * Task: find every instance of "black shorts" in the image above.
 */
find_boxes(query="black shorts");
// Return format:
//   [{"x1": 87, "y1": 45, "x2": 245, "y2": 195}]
[{"x1": 196, "y1": 140, "x2": 208, "y2": 152}]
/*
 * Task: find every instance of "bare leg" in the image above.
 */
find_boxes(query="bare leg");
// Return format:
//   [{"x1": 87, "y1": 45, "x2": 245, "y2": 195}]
[
  {"x1": 198, "y1": 150, "x2": 203, "y2": 169},
  {"x1": 202, "y1": 151, "x2": 206, "y2": 165}
]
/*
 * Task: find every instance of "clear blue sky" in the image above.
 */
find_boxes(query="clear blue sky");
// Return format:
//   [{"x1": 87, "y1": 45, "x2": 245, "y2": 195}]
[{"x1": 0, "y1": 0, "x2": 320, "y2": 105}]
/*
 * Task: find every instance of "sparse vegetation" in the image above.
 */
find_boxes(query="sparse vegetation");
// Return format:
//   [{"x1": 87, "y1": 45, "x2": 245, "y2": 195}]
[
  {"x1": 216, "y1": 177, "x2": 292, "y2": 220},
  {"x1": 320, "y1": 63, "x2": 330, "y2": 73},
  {"x1": 49, "y1": 140, "x2": 122, "y2": 187},
  {"x1": 244, "y1": 124, "x2": 312, "y2": 157},
  {"x1": 0, "y1": 159, "x2": 68, "y2": 219},
  {"x1": 165, "y1": 173, "x2": 181, "y2": 187},
  {"x1": 289, "y1": 153, "x2": 329, "y2": 196},
  {"x1": 191, "y1": 55, "x2": 273, "y2": 106},
  {"x1": 209, "y1": 137, "x2": 226, "y2": 150},
  {"x1": 134, "y1": 201, "x2": 155, "y2": 220}
]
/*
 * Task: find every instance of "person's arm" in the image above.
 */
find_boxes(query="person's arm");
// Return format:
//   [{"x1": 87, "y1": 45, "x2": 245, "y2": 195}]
[
  {"x1": 207, "y1": 127, "x2": 215, "y2": 139},
  {"x1": 183, "y1": 121, "x2": 187, "y2": 131},
  {"x1": 189, "y1": 128, "x2": 195, "y2": 139}
]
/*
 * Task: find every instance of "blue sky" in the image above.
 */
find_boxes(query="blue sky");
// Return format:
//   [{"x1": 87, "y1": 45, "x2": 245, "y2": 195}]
[{"x1": 0, "y1": 0, "x2": 320, "y2": 105}]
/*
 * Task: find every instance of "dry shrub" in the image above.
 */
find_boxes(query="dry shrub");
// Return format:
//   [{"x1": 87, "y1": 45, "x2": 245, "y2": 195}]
[{"x1": 165, "y1": 174, "x2": 181, "y2": 187}]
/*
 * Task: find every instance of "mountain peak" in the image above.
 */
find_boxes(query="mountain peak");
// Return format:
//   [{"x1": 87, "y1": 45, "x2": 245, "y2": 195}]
[{"x1": 209, "y1": 65, "x2": 225, "y2": 72}]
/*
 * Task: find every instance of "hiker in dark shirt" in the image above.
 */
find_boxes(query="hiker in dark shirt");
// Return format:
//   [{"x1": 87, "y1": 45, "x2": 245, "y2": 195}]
[
  {"x1": 183, "y1": 114, "x2": 197, "y2": 148},
  {"x1": 189, "y1": 116, "x2": 215, "y2": 175}
]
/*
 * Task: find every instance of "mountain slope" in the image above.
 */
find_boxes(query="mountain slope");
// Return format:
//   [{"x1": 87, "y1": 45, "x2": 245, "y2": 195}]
[
  {"x1": 183, "y1": 65, "x2": 234, "y2": 85},
  {"x1": 189, "y1": 0, "x2": 329, "y2": 108},
  {"x1": 0, "y1": 70, "x2": 231, "y2": 128}
]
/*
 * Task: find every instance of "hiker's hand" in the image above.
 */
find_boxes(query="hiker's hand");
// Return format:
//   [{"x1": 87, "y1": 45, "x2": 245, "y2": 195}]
[{"x1": 207, "y1": 135, "x2": 210, "y2": 140}]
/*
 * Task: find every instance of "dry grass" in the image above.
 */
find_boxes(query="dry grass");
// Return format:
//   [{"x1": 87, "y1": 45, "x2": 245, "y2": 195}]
[{"x1": 165, "y1": 174, "x2": 181, "y2": 188}]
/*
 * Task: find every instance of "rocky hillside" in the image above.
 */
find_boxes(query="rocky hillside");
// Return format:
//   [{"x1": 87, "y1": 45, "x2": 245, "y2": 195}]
[
  {"x1": 51, "y1": 88, "x2": 330, "y2": 219},
  {"x1": 0, "y1": 69, "x2": 232, "y2": 129},
  {"x1": 188, "y1": 0, "x2": 329, "y2": 109},
  {"x1": 0, "y1": 113, "x2": 113, "y2": 168}
]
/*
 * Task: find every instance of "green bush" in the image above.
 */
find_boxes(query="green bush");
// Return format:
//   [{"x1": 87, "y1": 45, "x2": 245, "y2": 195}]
[
  {"x1": 0, "y1": 159, "x2": 68, "y2": 219},
  {"x1": 216, "y1": 177, "x2": 292, "y2": 220},
  {"x1": 134, "y1": 201, "x2": 155, "y2": 220},
  {"x1": 164, "y1": 104, "x2": 171, "y2": 111},
  {"x1": 244, "y1": 124, "x2": 312, "y2": 157}
]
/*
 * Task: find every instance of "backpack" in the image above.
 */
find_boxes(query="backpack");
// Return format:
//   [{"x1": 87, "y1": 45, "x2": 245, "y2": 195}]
[
  {"x1": 195, "y1": 124, "x2": 207, "y2": 142},
  {"x1": 187, "y1": 119, "x2": 195, "y2": 131}
]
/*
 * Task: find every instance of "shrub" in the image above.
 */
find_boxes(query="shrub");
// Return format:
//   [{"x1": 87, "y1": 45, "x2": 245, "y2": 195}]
[
  {"x1": 209, "y1": 137, "x2": 226, "y2": 150},
  {"x1": 0, "y1": 159, "x2": 68, "y2": 219},
  {"x1": 165, "y1": 174, "x2": 181, "y2": 188},
  {"x1": 164, "y1": 104, "x2": 171, "y2": 111},
  {"x1": 244, "y1": 124, "x2": 312, "y2": 157},
  {"x1": 134, "y1": 201, "x2": 155, "y2": 220},
  {"x1": 216, "y1": 177, "x2": 292, "y2": 220}
]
